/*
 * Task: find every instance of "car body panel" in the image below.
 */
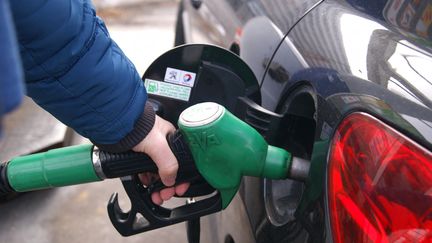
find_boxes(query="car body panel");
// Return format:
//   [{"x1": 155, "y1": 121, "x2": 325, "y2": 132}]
[
  {"x1": 199, "y1": 194, "x2": 256, "y2": 243},
  {"x1": 178, "y1": 0, "x2": 432, "y2": 242},
  {"x1": 182, "y1": 0, "x2": 322, "y2": 85},
  {"x1": 182, "y1": 0, "x2": 322, "y2": 46}
]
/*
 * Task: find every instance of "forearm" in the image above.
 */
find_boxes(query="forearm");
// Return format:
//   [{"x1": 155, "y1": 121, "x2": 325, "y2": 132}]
[{"x1": 11, "y1": 0, "x2": 153, "y2": 152}]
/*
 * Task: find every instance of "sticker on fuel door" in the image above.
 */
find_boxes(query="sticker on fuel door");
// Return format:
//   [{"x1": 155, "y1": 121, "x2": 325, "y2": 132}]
[
  {"x1": 144, "y1": 79, "x2": 191, "y2": 101},
  {"x1": 164, "y1": 67, "x2": 196, "y2": 87}
]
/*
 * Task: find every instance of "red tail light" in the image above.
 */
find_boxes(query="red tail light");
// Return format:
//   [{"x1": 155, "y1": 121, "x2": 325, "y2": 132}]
[{"x1": 328, "y1": 112, "x2": 432, "y2": 243}]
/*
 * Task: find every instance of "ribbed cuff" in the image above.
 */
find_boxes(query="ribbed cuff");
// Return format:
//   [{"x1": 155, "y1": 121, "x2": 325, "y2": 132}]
[{"x1": 92, "y1": 102, "x2": 156, "y2": 152}]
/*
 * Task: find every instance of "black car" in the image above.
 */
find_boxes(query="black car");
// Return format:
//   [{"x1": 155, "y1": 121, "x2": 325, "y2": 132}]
[{"x1": 174, "y1": 0, "x2": 432, "y2": 242}]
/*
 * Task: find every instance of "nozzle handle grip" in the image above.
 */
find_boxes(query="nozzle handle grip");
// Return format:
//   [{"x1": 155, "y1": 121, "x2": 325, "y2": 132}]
[
  {"x1": 0, "y1": 163, "x2": 13, "y2": 196},
  {"x1": 99, "y1": 131, "x2": 197, "y2": 179},
  {"x1": 98, "y1": 151, "x2": 157, "y2": 178}
]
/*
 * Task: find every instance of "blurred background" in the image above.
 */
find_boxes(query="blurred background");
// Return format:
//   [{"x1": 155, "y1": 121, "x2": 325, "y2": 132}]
[{"x1": 0, "y1": 1, "x2": 188, "y2": 242}]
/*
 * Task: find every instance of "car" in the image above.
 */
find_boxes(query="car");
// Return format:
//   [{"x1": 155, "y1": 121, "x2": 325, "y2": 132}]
[{"x1": 174, "y1": 0, "x2": 432, "y2": 242}]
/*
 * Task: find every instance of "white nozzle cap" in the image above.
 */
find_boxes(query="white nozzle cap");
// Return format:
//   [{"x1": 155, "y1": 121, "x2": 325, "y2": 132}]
[{"x1": 179, "y1": 102, "x2": 224, "y2": 127}]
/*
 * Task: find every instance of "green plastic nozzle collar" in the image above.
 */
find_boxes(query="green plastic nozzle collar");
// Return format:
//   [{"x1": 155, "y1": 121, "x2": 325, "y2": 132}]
[
  {"x1": 178, "y1": 103, "x2": 291, "y2": 208},
  {"x1": 7, "y1": 144, "x2": 100, "y2": 192}
]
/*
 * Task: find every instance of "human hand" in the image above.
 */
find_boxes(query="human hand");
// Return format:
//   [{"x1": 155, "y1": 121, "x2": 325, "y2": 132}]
[{"x1": 132, "y1": 115, "x2": 190, "y2": 205}]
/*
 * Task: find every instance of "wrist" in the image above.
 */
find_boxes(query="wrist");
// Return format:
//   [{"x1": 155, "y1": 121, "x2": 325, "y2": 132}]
[{"x1": 92, "y1": 102, "x2": 155, "y2": 152}]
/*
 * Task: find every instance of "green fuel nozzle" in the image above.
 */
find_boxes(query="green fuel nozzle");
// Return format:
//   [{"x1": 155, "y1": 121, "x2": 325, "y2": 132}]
[
  {"x1": 0, "y1": 102, "x2": 309, "y2": 236},
  {"x1": 178, "y1": 102, "x2": 293, "y2": 208}
]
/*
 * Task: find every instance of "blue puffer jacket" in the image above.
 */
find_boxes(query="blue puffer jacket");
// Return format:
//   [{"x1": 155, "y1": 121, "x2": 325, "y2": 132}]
[
  {"x1": 5, "y1": 0, "x2": 155, "y2": 152},
  {"x1": 0, "y1": 0, "x2": 24, "y2": 124}
]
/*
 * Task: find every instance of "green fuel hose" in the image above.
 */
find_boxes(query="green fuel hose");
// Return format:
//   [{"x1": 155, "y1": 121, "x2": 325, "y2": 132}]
[
  {"x1": 0, "y1": 131, "x2": 194, "y2": 194},
  {"x1": 0, "y1": 102, "x2": 309, "y2": 210}
]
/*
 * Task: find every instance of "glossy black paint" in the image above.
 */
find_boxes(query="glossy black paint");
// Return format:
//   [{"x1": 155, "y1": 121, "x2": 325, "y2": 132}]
[
  {"x1": 181, "y1": 0, "x2": 321, "y2": 86},
  {"x1": 177, "y1": 0, "x2": 432, "y2": 242}
]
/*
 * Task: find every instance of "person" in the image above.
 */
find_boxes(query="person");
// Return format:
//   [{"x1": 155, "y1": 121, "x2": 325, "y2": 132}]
[{"x1": 0, "y1": 0, "x2": 188, "y2": 205}]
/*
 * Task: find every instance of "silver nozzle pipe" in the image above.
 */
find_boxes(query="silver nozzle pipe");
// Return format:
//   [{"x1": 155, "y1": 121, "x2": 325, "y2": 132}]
[
  {"x1": 92, "y1": 146, "x2": 107, "y2": 180},
  {"x1": 289, "y1": 157, "x2": 310, "y2": 181}
]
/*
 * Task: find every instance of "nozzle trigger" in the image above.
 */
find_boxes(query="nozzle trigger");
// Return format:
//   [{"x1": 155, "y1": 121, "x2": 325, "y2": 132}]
[{"x1": 107, "y1": 175, "x2": 222, "y2": 236}]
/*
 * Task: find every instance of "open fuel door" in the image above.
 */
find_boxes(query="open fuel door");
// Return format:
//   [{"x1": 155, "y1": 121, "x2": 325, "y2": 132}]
[{"x1": 142, "y1": 44, "x2": 261, "y2": 125}]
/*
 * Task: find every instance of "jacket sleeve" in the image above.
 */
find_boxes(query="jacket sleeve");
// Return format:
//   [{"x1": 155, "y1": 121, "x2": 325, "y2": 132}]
[
  {"x1": 0, "y1": 0, "x2": 24, "y2": 120},
  {"x1": 10, "y1": 0, "x2": 154, "y2": 152}
]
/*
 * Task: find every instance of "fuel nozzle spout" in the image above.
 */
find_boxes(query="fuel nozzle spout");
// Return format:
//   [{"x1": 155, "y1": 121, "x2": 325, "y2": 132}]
[{"x1": 178, "y1": 102, "x2": 307, "y2": 208}]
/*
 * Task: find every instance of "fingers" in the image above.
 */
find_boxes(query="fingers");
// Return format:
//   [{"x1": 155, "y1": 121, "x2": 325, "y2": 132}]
[
  {"x1": 149, "y1": 184, "x2": 190, "y2": 205},
  {"x1": 133, "y1": 114, "x2": 191, "y2": 205},
  {"x1": 151, "y1": 192, "x2": 163, "y2": 205},
  {"x1": 150, "y1": 188, "x2": 175, "y2": 205},
  {"x1": 160, "y1": 187, "x2": 175, "y2": 201},
  {"x1": 138, "y1": 173, "x2": 174, "y2": 204},
  {"x1": 139, "y1": 174, "x2": 191, "y2": 205},
  {"x1": 175, "y1": 182, "x2": 190, "y2": 196},
  {"x1": 133, "y1": 115, "x2": 179, "y2": 187}
]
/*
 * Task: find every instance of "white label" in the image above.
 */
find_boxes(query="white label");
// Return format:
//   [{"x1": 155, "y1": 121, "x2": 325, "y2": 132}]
[
  {"x1": 164, "y1": 67, "x2": 196, "y2": 87},
  {"x1": 144, "y1": 79, "x2": 191, "y2": 101}
]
